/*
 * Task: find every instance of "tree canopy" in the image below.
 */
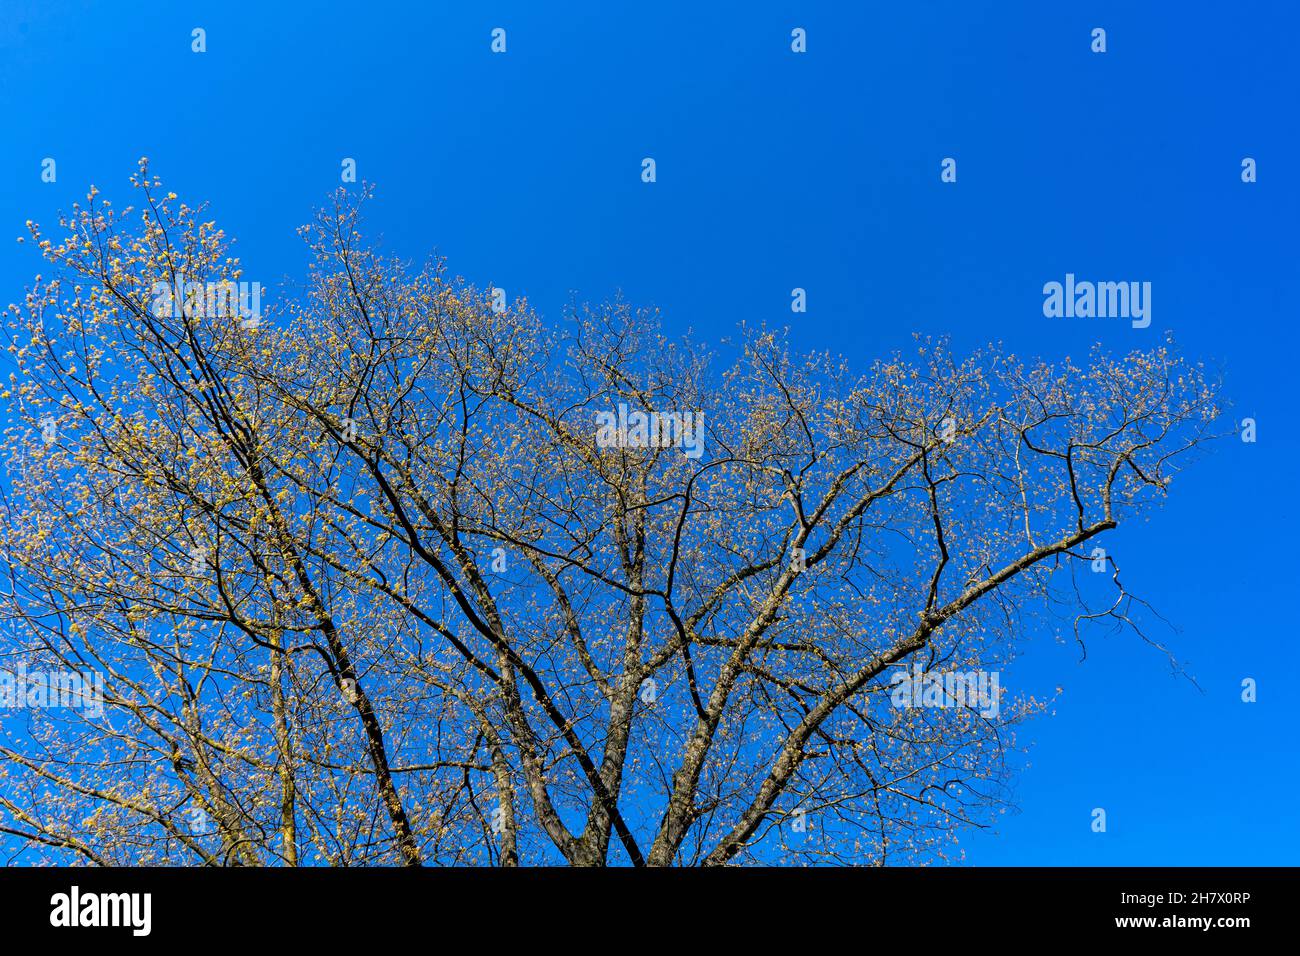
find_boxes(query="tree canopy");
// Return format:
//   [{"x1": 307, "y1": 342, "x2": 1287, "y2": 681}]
[{"x1": 0, "y1": 165, "x2": 1220, "y2": 865}]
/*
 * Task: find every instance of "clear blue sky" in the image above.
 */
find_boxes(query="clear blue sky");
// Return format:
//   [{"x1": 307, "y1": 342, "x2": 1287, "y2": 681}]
[{"x1": 1, "y1": 0, "x2": 1296, "y2": 864}]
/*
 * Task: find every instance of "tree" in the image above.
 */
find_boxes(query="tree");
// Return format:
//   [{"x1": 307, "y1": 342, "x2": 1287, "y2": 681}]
[{"x1": 0, "y1": 163, "x2": 1220, "y2": 866}]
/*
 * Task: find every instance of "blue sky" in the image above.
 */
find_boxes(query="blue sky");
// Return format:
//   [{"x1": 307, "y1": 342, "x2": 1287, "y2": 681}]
[{"x1": 1, "y1": 0, "x2": 1296, "y2": 864}]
